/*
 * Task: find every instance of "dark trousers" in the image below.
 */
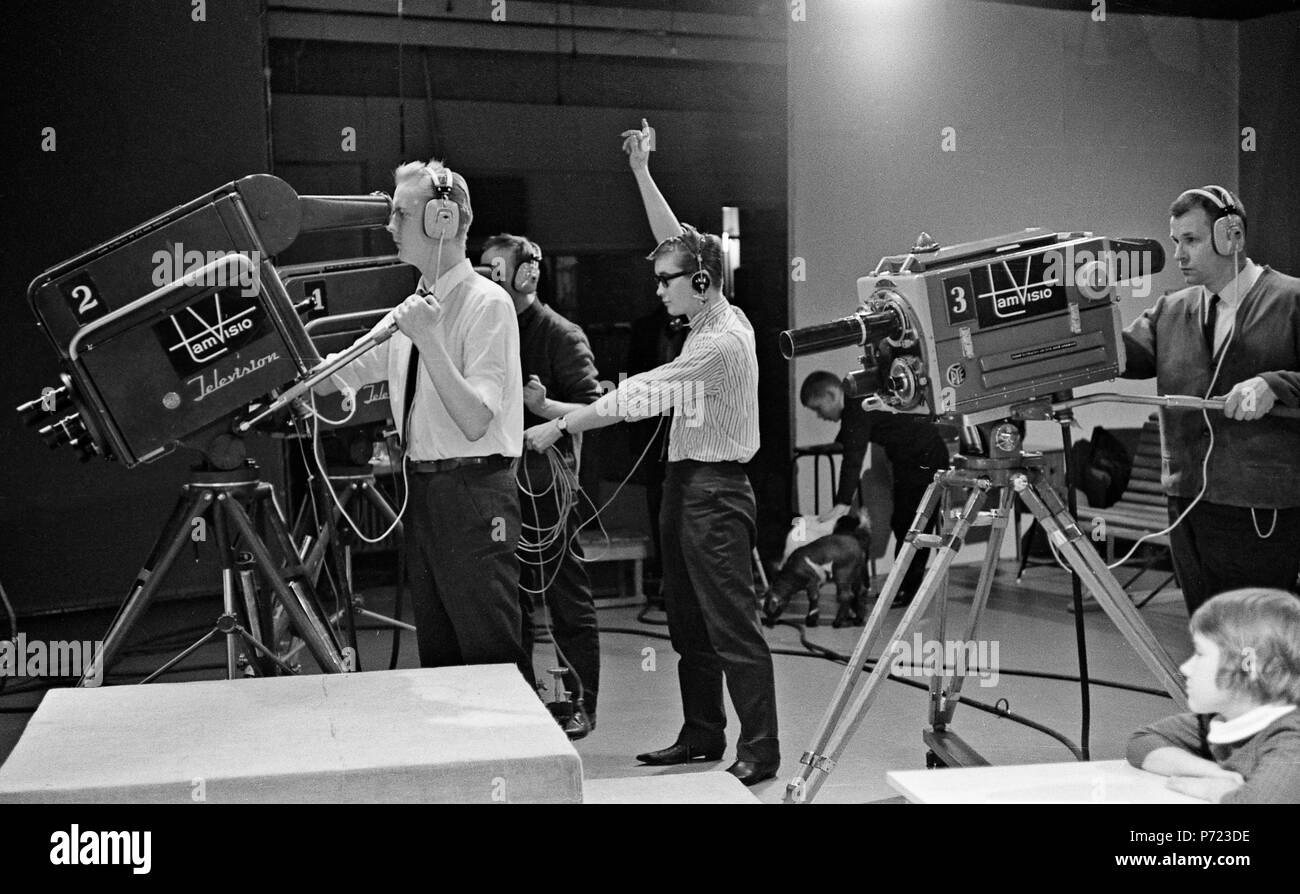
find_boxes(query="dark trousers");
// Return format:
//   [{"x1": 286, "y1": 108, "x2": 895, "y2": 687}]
[
  {"x1": 1167, "y1": 496, "x2": 1300, "y2": 614},
  {"x1": 405, "y1": 464, "x2": 527, "y2": 677},
  {"x1": 518, "y1": 454, "x2": 601, "y2": 718},
  {"x1": 892, "y1": 476, "x2": 940, "y2": 599},
  {"x1": 661, "y1": 461, "x2": 779, "y2": 765}
]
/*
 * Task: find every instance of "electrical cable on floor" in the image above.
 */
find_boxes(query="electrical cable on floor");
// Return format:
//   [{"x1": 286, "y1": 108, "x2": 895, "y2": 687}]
[{"x1": 597, "y1": 603, "x2": 1180, "y2": 763}]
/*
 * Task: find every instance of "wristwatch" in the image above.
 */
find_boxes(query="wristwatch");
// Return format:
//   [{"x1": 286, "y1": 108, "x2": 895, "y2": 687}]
[{"x1": 555, "y1": 415, "x2": 569, "y2": 433}]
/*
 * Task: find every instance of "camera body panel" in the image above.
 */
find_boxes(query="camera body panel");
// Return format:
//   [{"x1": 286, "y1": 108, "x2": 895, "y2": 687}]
[
  {"x1": 281, "y1": 255, "x2": 420, "y2": 431},
  {"x1": 22, "y1": 176, "x2": 391, "y2": 466},
  {"x1": 853, "y1": 230, "x2": 1136, "y2": 418}
]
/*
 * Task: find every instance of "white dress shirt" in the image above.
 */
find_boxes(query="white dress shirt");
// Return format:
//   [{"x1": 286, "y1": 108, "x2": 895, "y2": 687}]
[
  {"x1": 1205, "y1": 259, "x2": 1263, "y2": 357},
  {"x1": 330, "y1": 259, "x2": 523, "y2": 460}
]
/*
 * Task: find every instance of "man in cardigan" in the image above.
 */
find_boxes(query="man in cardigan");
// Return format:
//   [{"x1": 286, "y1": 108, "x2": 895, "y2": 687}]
[
  {"x1": 481, "y1": 233, "x2": 604, "y2": 738},
  {"x1": 1122, "y1": 185, "x2": 1300, "y2": 613}
]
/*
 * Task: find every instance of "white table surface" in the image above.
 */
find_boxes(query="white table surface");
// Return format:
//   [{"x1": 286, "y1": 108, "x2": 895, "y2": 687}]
[{"x1": 887, "y1": 759, "x2": 1204, "y2": 804}]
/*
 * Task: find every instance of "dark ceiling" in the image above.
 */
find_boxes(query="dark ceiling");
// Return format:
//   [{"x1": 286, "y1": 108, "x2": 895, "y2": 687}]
[
  {"x1": 979, "y1": 0, "x2": 1298, "y2": 18},
  {"x1": 563, "y1": 0, "x2": 1298, "y2": 21}
]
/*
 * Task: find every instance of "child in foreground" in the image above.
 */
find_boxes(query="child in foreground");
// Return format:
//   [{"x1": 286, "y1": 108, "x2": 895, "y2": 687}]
[{"x1": 1127, "y1": 588, "x2": 1300, "y2": 803}]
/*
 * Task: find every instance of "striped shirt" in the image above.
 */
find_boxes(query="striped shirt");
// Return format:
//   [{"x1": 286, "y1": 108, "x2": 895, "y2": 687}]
[{"x1": 617, "y1": 298, "x2": 759, "y2": 463}]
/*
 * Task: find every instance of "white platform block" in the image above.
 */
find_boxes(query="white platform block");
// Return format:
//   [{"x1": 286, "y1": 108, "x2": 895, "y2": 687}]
[
  {"x1": 583, "y1": 771, "x2": 760, "y2": 804},
  {"x1": 0, "y1": 665, "x2": 583, "y2": 803}
]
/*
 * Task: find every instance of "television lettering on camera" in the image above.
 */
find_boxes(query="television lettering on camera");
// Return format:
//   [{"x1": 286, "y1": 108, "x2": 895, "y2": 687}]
[
  {"x1": 17, "y1": 175, "x2": 398, "y2": 685},
  {"x1": 777, "y1": 226, "x2": 1269, "y2": 803}
]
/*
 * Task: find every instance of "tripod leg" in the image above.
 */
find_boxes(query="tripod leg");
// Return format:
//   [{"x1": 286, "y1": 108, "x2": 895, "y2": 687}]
[
  {"x1": 341, "y1": 481, "x2": 414, "y2": 635},
  {"x1": 232, "y1": 627, "x2": 300, "y2": 676},
  {"x1": 235, "y1": 554, "x2": 278, "y2": 676},
  {"x1": 1017, "y1": 479, "x2": 1187, "y2": 707},
  {"x1": 785, "y1": 478, "x2": 945, "y2": 798},
  {"x1": 222, "y1": 492, "x2": 349, "y2": 674},
  {"x1": 786, "y1": 480, "x2": 990, "y2": 803},
  {"x1": 301, "y1": 488, "x2": 344, "y2": 585},
  {"x1": 358, "y1": 480, "x2": 404, "y2": 536},
  {"x1": 323, "y1": 502, "x2": 360, "y2": 668},
  {"x1": 210, "y1": 507, "x2": 242, "y2": 679},
  {"x1": 80, "y1": 487, "x2": 213, "y2": 687},
  {"x1": 138, "y1": 627, "x2": 224, "y2": 685},
  {"x1": 933, "y1": 487, "x2": 1014, "y2": 728}
]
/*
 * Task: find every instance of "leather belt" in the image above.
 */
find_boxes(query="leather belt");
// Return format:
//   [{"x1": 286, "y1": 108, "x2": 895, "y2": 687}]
[{"x1": 408, "y1": 455, "x2": 513, "y2": 474}]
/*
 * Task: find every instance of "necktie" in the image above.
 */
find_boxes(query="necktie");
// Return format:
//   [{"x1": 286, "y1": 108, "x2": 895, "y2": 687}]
[
  {"x1": 1203, "y1": 293, "x2": 1220, "y2": 355},
  {"x1": 402, "y1": 286, "x2": 431, "y2": 443}
]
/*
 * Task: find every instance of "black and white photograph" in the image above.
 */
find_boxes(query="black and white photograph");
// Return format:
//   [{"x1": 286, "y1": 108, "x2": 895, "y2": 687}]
[{"x1": 3, "y1": 0, "x2": 1299, "y2": 866}]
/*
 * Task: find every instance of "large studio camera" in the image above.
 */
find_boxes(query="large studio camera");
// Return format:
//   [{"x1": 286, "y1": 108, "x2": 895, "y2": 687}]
[
  {"x1": 278, "y1": 254, "x2": 419, "y2": 435},
  {"x1": 781, "y1": 229, "x2": 1163, "y2": 421},
  {"x1": 18, "y1": 175, "x2": 393, "y2": 468}
]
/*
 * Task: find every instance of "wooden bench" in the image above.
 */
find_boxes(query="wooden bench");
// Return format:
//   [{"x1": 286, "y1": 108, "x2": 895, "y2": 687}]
[
  {"x1": 1074, "y1": 414, "x2": 1176, "y2": 606},
  {"x1": 577, "y1": 530, "x2": 650, "y2": 606}
]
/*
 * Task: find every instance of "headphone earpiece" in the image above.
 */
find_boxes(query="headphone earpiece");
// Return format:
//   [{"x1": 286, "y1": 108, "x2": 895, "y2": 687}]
[
  {"x1": 423, "y1": 167, "x2": 460, "y2": 240},
  {"x1": 512, "y1": 241, "x2": 542, "y2": 293},
  {"x1": 1216, "y1": 209, "x2": 1245, "y2": 256},
  {"x1": 1181, "y1": 185, "x2": 1246, "y2": 256},
  {"x1": 682, "y1": 225, "x2": 711, "y2": 296}
]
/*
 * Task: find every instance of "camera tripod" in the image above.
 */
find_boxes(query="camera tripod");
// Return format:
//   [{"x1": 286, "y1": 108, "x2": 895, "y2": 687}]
[
  {"x1": 79, "y1": 462, "x2": 350, "y2": 687},
  {"x1": 291, "y1": 464, "x2": 413, "y2": 670},
  {"x1": 783, "y1": 445, "x2": 1188, "y2": 804}
]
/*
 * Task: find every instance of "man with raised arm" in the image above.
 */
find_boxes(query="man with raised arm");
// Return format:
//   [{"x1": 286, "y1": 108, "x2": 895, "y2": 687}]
[{"x1": 522, "y1": 121, "x2": 780, "y2": 785}]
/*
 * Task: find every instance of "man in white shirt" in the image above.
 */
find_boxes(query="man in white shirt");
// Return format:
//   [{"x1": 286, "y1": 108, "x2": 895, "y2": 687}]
[{"x1": 320, "y1": 161, "x2": 526, "y2": 673}]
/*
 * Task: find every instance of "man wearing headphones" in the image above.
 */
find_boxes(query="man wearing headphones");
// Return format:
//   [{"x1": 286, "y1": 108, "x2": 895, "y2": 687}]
[
  {"x1": 1122, "y1": 185, "x2": 1300, "y2": 613},
  {"x1": 523, "y1": 122, "x2": 780, "y2": 786},
  {"x1": 318, "y1": 161, "x2": 527, "y2": 674},
  {"x1": 481, "y1": 233, "x2": 604, "y2": 738}
]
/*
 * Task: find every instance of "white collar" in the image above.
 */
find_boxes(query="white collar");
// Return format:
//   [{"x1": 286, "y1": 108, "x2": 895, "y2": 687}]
[
  {"x1": 418, "y1": 258, "x2": 473, "y2": 298},
  {"x1": 1207, "y1": 704, "x2": 1295, "y2": 744},
  {"x1": 1205, "y1": 259, "x2": 1262, "y2": 314}
]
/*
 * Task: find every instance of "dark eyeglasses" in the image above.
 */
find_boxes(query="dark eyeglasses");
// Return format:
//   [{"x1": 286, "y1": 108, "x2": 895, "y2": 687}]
[{"x1": 654, "y1": 270, "x2": 692, "y2": 288}]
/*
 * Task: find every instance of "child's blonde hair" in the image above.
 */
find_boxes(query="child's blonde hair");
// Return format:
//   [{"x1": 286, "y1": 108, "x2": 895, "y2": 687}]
[{"x1": 1191, "y1": 589, "x2": 1300, "y2": 705}]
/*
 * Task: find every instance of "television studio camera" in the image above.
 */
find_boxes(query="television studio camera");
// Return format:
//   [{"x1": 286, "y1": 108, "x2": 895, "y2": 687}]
[
  {"x1": 17, "y1": 174, "x2": 400, "y2": 686},
  {"x1": 775, "y1": 227, "x2": 1300, "y2": 803},
  {"x1": 274, "y1": 256, "x2": 421, "y2": 663}
]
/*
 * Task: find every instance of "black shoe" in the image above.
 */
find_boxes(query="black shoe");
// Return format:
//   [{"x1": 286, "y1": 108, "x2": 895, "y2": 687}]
[
  {"x1": 726, "y1": 760, "x2": 779, "y2": 786},
  {"x1": 635, "y1": 743, "x2": 724, "y2": 765},
  {"x1": 891, "y1": 590, "x2": 915, "y2": 609}
]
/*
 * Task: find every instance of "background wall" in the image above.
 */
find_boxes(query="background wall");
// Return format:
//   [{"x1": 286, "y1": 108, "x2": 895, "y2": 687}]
[
  {"x1": 2, "y1": 0, "x2": 791, "y2": 618},
  {"x1": 788, "y1": 0, "x2": 1254, "y2": 555},
  {"x1": 1239, "y1": 10, "x2": 1300, "y2": 280},
  {"x1": 3, "y1": 0, "x2": 272, "y2": 616}
]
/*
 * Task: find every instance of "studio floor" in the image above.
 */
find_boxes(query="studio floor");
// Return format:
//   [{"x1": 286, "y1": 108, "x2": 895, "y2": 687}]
[{"x1": 0, "y1": 558, "x2": 1192, "y2": 804}]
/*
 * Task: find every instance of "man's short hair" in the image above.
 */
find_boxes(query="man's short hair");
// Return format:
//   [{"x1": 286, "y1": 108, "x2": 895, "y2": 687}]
[
  {"x1": 646, "y1": 223, "x2": 725, "y2": 292},
  {"x1": 482, "y1": 233, "x2": 541, "y2": 269},
  {"x1": 394, "y1": 159, "x2": 473, "y2": 243},
  {"x1": 1191, "y1": 588, "x2": 1300, "y2": 705},
  {"x1": 800, "y1": 370, "x2": 843, "y2": 406},
  {"x1": 1169, "y1": 188, "x2": 1248, "y2": 236}
]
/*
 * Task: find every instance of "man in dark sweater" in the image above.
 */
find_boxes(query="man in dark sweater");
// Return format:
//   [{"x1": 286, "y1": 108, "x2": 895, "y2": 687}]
[
  {"x1": 1122, "y1": 185, "x2": 1300, "y2": 613},
  {"x1": 800, "y1": 371, "x2": 951, "y2": 605},
  {"x1": 482, "y1": 233, "x2": 604, "y2": 738}
]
